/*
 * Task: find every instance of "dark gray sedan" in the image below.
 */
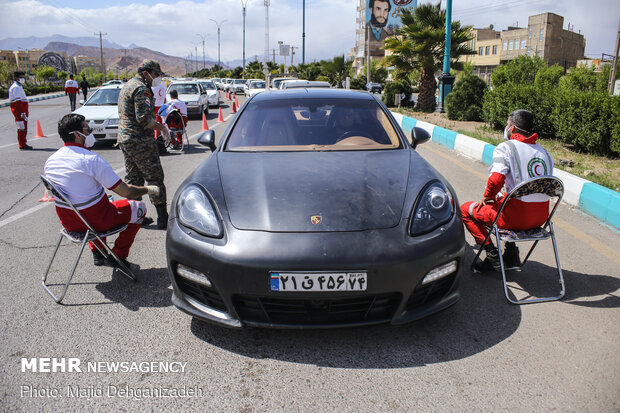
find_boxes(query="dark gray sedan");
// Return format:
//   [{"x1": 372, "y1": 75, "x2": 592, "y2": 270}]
[{"x1": 166, "y1": 89, "x2": 465, "y2": 328}]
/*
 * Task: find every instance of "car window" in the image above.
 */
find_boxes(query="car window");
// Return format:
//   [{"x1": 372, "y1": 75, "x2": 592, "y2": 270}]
[
  {"x1": 85, "y1": 88, "x2": 120, "y2": 106},
  {"x1": 200, "y1": 82, "x2": 216, "y2": 90},
  {"x1": 169, "y1": 84, "x2": 199, "y2": 95},
  {"x1": 234, "y1": 79, "x2": 246, "y2": 84},
  {"x1": 250, "y1": 81, "x2": 265, "y2": 88},
  {"x1": 225, "y1": 98, "x2": 401, "y2": 151}
]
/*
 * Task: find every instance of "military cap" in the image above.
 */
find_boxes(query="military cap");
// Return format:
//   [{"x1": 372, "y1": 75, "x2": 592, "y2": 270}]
[{"x1": 138, "y1": 59, "x2": 165, "y2": 76}]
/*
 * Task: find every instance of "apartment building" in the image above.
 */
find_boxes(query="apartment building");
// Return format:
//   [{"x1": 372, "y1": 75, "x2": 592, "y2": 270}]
[
  {"x1": 73, "y1": 55, "x2": 100, "y2": 73},
  {"x1": 463, "y1": 27, "x2": 501, "y2": 82},
  {"x1": 13, "y1": 49, "x2": 46, "y2": 74}
]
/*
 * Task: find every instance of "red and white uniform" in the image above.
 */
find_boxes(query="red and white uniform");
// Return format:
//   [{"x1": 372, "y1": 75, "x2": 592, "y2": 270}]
[
  {"x1": 64, "y1": 79, "x2": 79, "y2": 94},
  {"x1": 159, "y1": 99, "x2": 188, "y2": 146},
  {"x1": 152, "y1": 84, "x2": 167, "y2": 138},
  {"x1": 461, "y1": 132, "x2": 554, "y2": 245},
  {"x1": 9, "y1": 80, "x2": 29, "y2": 148},
  {"x1": 44, "y1": 143, "x2": 147, "y2": 259}
]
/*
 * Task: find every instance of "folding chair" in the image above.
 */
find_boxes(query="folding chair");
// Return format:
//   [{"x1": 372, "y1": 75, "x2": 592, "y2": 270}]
[
  {"x1": 165, "y1": 109, "x2": 189, "y2": 152},
  {"x1": 471, "y1": 176, "x2": 566, "y2": 304},
  {"x1": 40, "y1": 175, "x2": 136, "y2": 304}
]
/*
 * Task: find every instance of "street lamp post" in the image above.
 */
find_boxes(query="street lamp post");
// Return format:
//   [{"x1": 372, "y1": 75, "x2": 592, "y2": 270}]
[
  {"x1": 241, "y1": 0, "x2": 249, "y2": 75},
  {"x1": 437, "y1": 0, "x2": 454, "y2": 113},
  {"x1": 210, "y1": 19, "x2": 227, "y2": 74},
  {"x1": 196, "y1": 34, "x2": 207, "y2": 69},
  {"x1": 302, "y1": 0, "x2": 305, "y2": 64}
]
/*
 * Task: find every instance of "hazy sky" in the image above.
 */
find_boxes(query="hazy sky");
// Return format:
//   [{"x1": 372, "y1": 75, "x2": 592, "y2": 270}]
[{"x1": 0, "y1": 0, "x2": 618, "y2": 63}]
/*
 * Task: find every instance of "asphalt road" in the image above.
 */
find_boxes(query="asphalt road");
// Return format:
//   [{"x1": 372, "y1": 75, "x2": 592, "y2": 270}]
[{"x1": 0, "y1": 92, "x2": 618, "y2": 412}]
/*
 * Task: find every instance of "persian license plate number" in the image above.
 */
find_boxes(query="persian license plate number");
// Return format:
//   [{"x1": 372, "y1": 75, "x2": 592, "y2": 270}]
[
  {"x1": 93, "y1": 125, "x2": 104, "y2": 133},
  {"x1": 270, "y1": 272, "x2": 367, "y2": 292}
]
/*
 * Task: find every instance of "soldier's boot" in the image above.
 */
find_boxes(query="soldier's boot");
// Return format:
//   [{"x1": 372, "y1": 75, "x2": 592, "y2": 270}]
[{"x1": 156, "y1": 204, "x2": 168, "y2": 230}]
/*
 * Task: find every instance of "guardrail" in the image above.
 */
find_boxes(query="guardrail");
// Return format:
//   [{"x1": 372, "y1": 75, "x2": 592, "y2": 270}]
[{"x1": 392, "y1": 111, "x2": 620, "y2": 231}]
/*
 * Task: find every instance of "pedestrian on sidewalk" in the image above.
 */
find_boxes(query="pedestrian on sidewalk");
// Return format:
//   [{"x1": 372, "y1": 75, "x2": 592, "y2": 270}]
[
  {"x1": 9, "y1": 71, "x2": 32, "y2": 150},
  {"x1": 65, "y1": 74, "x2": 79, "y2": 111},
  {"x1": 79, "y1": 75, "x2": 90, "y2": 101}
]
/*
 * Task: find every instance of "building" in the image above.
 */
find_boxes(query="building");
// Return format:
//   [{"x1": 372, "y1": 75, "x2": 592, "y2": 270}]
[
  {"x1": 463, "y1": 26, "x2": 501, "y2": 83},
  {"x1": 13, "y1": 49, "x2": 46, "y2": 74},
  {"x1": 0, "y1": 50, "x2": 17, "y2": 66},
  {"x1": 466, "y1": 13, "x2": 586, "y2": 83},
  {"x1": 73, "y1": 55, "x2": 100, "y2": 73}
]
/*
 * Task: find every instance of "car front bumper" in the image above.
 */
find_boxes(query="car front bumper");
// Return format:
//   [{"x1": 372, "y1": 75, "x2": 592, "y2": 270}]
[{"x1": 166, "y1": 215, "x2": 465, "y2": 329}]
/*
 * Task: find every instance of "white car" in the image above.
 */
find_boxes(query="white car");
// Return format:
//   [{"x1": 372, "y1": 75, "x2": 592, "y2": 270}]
[
  {"x1": 72, "y1": 85, "x2": 122, "y2": 143},
  {"x1": 197, "y1": 80, "x2": 220, "y2": 108},
  {"x1": 280, "y1": 80, "x2": 331, "y2": 89},
  {"x1": 166, "y1": 81, "x2": 209, "y2": 118},
  {"x1": 102, "y1": 79, "x2": 125, "y2": 86},
  {"x1": 245, "y1": 80, "x2": 266, "y2": 97},
  {"x1": 271, "y1": 77, "x2": 298, "y2": 90}
]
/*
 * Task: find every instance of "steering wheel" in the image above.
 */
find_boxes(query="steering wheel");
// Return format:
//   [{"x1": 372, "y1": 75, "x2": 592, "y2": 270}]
[{"x1": 334, "y1": 130, "x2": 374, "y2": 144}]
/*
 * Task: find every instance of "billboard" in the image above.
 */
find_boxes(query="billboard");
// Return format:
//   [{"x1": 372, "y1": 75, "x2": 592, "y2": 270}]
[{"x1": 366, "y1": 0, "x2": 417, "y2": 57}]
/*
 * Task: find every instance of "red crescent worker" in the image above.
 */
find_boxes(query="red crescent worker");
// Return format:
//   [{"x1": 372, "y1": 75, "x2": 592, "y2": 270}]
[
  {"x1": 461, "y1": 109, "x2": 554, "y2": 272},
  {"x1": 64, "y1": 74, "x2": 80, "y2": 111},
  {"x1": 9, "y1": 71, "x2": 32, "y2": 150},
  {"x1": 152, "y1": 81, "x2": 167, "y2": 154}
]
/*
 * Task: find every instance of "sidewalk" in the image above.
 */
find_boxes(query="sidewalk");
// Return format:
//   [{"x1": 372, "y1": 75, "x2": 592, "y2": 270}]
[{"x1": 0, "y1": 90, "x2": 65, "y2": 108}]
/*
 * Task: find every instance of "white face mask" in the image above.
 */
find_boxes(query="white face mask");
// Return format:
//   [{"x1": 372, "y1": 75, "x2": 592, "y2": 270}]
[
  {"x1": 503, "y1": 125, "x2": 511, "y2": 141},
  {"x1": 18, "y1": 78, "x2": 25, "y2": 84},
  {"x1": 147, "y1": 72, "x2": 162, "y2": 88},
  {"x1": 75, "y1": 131, "x2": 96, "y2": 147}
]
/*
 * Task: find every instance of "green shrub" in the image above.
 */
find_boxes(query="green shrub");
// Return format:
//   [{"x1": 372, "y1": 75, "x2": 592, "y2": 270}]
[
  {"x1": 382, "y1": 79, "x2": 414, "y2": 108},
  {"x1": 349, "y1": 75, "x2": 366, "y2": 90},
  {"x1": 445, "y1": 73, "x2": 487, "y2": 121},
  {"x1": 611, "y1": 96, "x2": 620, "y2": 155}
]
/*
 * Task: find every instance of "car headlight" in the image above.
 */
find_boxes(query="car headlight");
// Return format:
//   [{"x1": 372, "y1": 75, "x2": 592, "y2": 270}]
[
  {"x1": 177, "y1": 184, "x2": 222, "y2": 238},
  {"x1": 410, "y1": 181, "x2": 454, "y2": 236},
  {"x1": 107, "y1": 118, "x2": 119, "y2": 126}
]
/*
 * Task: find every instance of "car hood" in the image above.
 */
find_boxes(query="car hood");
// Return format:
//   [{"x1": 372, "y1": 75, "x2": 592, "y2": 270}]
[
  {"x1": 73, "y1": 105, "x2": 118, "y2": 119},
  {"x1": 172, "y1": 94, "x2": 200, "y2": 102},
  {"x1": 217, "y1": 151, "x2": 410, "y2": 232}
]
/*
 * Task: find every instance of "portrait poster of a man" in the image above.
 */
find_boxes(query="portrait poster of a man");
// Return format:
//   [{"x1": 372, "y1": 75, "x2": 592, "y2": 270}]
[{"x1": 366, "y1": 0, "x2": 417, "y2": 56}]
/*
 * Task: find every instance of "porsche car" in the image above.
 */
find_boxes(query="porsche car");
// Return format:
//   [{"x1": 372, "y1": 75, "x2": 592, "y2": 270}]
[{"x1": 166, "y1": 89, "x2": 465, "y2": 328}]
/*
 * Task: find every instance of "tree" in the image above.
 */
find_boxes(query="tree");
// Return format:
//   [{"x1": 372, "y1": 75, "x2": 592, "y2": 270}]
[
  {"x1": 0, "y1": 61, "x2": 17, "y2": 87},
  {"x1": 383, "y1": 4, "x2": 475, "y2": 112},
  {"x1": 58, "y1": 71, "x2": 68, "y2": 82},
  {"x1": 244, "y1": 60, "x2": 264, "y2": 79},
  {"x1": 231, "y1": 66, "x2": 243, "y2": 78},
  {"x1": 445, "y1": 73, "x2": 487, "y2": 121},
  {"x1": 266, "y1": 61, "x2": 278, "y2": 74},
  {"x1": 320, "y1": 55, "x2": 351, "y2": 88},
  {"x1": 291, "y1": 62, "x2": 321, "y2": 81},
  {"x1": 358, "y1": 59, "x2": 388, "y2": 84},
  {"x1": 35, "y1": 65, "x2": 56, "y2": 91}
]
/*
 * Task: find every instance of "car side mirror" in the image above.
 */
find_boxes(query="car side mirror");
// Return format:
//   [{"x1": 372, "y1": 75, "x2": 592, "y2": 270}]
[
  {"x1": 411, "y1": 126, "x2": 431, "y2": 149},
  {"x1": 197, "y1": 130, "x2": 216, "y2": 151}
]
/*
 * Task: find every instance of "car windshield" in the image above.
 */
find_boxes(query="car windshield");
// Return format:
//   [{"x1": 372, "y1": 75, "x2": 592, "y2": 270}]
[
  {"x1": 200, "y1": 82, "x2": 216, "y2": 90},
  {"x1": 250, "y1": 81, "x2": 265, "y2": 88},
  {"x1": 85, "y1": 88, "x2": 120, "y2": 106},
  {"x1": 226, "y1": 98, "x2": 401, "y2": 152},
  {"x1": 234, "y1": 79, "x2": 246, "y2": 84},
  {"x1": 169, "y1": 84, "x2": 199, "y2": 95}
]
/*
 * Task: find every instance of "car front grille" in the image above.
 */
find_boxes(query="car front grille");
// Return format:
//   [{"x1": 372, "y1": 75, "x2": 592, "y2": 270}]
[
  {"x1": 233, "y1": 293, "x2": 401, "y2": 325},
  {"x1": 404, "y1": 273, "x2": 457, "y2": 311},
  {"x1": 92, "y1": 119, "x2": 105, "y2": 124},
  {"x1": 174, "y1": 274, "x2": 227, "y2": 312}
]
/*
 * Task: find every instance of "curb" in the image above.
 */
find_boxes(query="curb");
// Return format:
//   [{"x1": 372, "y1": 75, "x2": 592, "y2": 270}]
[
  {"x1": 392, "y1": 111, "x2": 620, "y2": 230},
  {"x1": 0, "y1": 92, "x2": 65, "y2": 108}
]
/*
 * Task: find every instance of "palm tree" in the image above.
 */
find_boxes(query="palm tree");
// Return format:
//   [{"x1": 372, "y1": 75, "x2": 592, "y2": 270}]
[
  {"x1": 320, "y1": 55, "x2": 351, "y2": 88},
  {"x1": 383, "y1": 3, "x2": 475, "y2": 112}
]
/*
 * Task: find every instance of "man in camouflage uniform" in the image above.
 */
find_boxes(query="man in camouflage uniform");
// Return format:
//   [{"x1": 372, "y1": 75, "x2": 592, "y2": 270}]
[{"x1": 117, "y1": 60, "x2": 171, "y2": 229}]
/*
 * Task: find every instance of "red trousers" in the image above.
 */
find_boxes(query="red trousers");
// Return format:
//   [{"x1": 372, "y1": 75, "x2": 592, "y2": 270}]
[
  {"x1": 17, "y1": 120, "x2": 28, "y2": 148},
  {"x1": 461, "y1": 198, "x2": 549, "y2": 245},
  {"x1": 55, "y1": 198, "x2": 141, "y2": 259}
]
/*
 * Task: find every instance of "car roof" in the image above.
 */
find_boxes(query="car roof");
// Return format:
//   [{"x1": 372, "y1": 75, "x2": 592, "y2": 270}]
[
  {"x1": 250, "y1": 88, "x2": 376, "y2": 102},
  {"x1": 282, "y1": 80, "x2": 331, "y2": 89},
  {"x1": 99, "y1": 84, "x2": 123, "y2": 90}
]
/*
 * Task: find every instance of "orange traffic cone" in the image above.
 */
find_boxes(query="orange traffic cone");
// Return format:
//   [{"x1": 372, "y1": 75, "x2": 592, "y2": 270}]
[
  {"x1": 201, "y1": 112, "x2": 209, "y2": 131},
  {"x1": 231, "y1": 101, "x2": 237, "y2": 114},
  {"x1": 234, "y1": 95, "x2": 240, "y2": 108},
  {"x1": 38, "y1": 188, "x2": 54, "y2": 202},
  {"x1": 217, "y1": 107, "x2": 224, "y2": 122},
  {"x1": 35, "y1": 120, "x2": 46, "y2": 138}
]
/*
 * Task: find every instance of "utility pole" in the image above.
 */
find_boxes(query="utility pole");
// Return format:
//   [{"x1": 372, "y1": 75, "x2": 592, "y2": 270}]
[
  {"x1": 291, "y1": 46, "x2": 296, "y2": 67},
  {"x1": 366, "y1": 25, "x2": 370, "y2": 85},
  {"x1": 264, "y1": 0, "x2": 270, "y2": 84},
  {"x1": 436, "y1": 0, "x2": 454, "y2": 113},
  {"x1": 608, "y1": 19, "x2": 620, "y2": 95},
  {"x1": 94, "y1": 32, "x2": 107, "y2": 77},
  {"x1": 241, "y1": 0, "x2": 249, "y2": 74},
  {"x1": 302, "y1": 0, "x2": 306, "y2": 64},
  {"x1": 196, "y1": 34, "x2": 207, "y2": 69}
]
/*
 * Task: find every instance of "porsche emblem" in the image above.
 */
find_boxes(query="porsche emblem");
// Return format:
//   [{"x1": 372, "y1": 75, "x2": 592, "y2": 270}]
[{"x1": 311, "y1": 215, "x2": 322, "y2": 225}]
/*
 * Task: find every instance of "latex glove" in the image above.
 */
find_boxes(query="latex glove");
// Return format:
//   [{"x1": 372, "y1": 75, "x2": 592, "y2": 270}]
[
  {"x1": 145, "y1": 185, "x2": 160, "y2": 196},
  {"x1": 16, "y1": 121, "x2": 25, "y2": 130},
  {"x1": 162, "y1": 127, "x2": 171, "y2": 146}
]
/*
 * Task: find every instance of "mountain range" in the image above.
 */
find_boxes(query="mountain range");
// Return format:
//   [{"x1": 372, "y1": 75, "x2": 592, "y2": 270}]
[{"x1": 0, "y1": 35, "x2": 250, "y2": 76}]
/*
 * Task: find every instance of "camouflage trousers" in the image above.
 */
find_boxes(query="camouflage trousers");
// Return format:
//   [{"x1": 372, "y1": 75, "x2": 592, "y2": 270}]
[{"x1": 119, "y1": 136, "x2": 167, "y2": 205}]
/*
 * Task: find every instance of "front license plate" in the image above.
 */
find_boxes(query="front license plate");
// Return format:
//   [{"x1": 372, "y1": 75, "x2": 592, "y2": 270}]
[
  {"x1": 270, "y1": 272, "x2": 367, "y2": 292},
  {"x1": 93, "y1": 126, "x2": 104, "y2": 133}
]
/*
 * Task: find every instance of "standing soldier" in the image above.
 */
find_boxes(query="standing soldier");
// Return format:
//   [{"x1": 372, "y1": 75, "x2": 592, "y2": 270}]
[
  {"x1": 65, "y1": 74, "x2": 79, "y2": 111},
  {"x1": 9, "y1": 71, "x2": 32, "y2": 150},
  {"x1": 117, "y1": 60, "x2": 171, "y2": 229}
]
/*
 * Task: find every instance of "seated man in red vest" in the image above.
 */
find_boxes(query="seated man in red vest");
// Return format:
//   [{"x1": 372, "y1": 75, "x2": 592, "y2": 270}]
[
  {"x1": 44, "y1": 113, "x2": 161, "y2": 267},
  {"x1": 158, "y1": 90, "x2": 188, "y2": 149},
  {"x1": 461, "y1": 109, "x2": 554, "y2": 272}
]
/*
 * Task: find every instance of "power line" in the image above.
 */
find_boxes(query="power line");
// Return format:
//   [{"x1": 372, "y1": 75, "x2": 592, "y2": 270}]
[{"x1": 40, "y1": 0, "x2": 93, "y2": 33}]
